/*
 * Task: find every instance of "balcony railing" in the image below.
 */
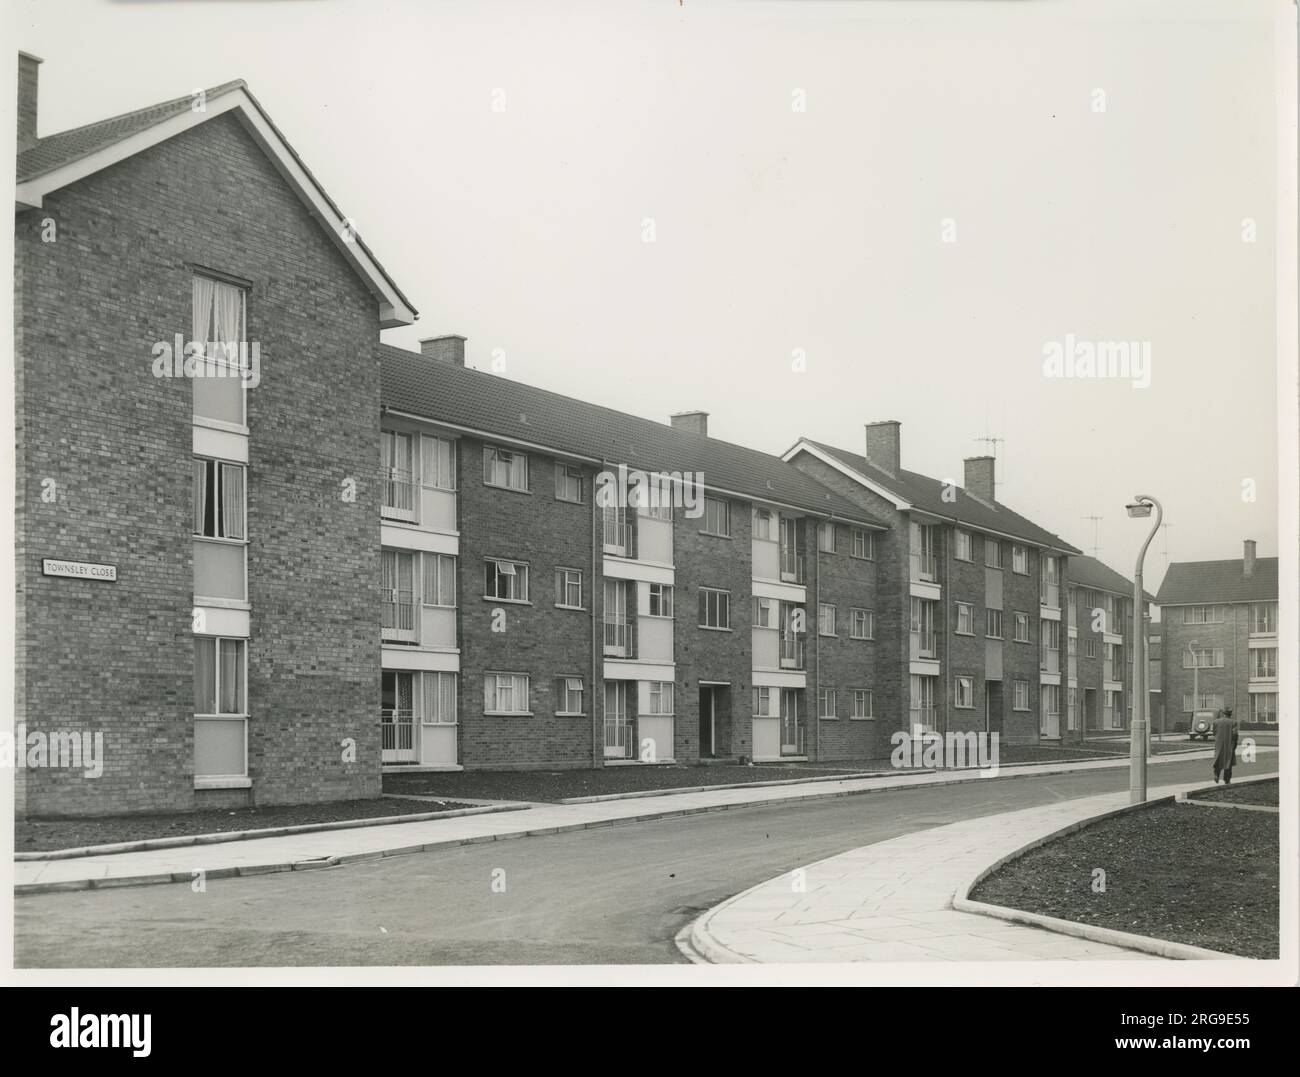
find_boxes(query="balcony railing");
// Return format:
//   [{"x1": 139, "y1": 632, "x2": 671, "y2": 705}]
[
  {"x1": 780, "y1": 720, "x2": 805, "y2": 757},
  {"x1": 382, "y1": 591, "x2": 417, "y2": 643},
  {"x1": 603, "y1": 718, "x2": 634, "y2": 759},
  {"x1": 1250, "y1": 660, "x2": 1278, "y2": 681},
  {"x1": 779, "y1": 636, "x2": 806, "y2": 670},
  {"x1": 603, "y1": 619, "x2": 631, "y2": 657},
  {"x1": 382, "y1": 468, "x2": 416, "y2": 521},
  {"x1": 380, "y1": 708, "x2": 416, "y2": 762},
  {"x1": 602, "y1": 511, "x2": 631, "y2": 556},
  {"x1": 910, "y1": 706, "x2": 938, "y2": 734},
  {"x1": 911, "y1": 629, "x2": 937, "y2": 659},
  {"x1": 911, "y1": 552, "x2": 937, "y2": 582}
]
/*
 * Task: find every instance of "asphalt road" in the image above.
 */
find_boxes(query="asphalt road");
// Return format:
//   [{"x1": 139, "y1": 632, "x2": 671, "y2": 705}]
[{"x1": 13, "y1": 754, "x2": 1275, "y2": 967}]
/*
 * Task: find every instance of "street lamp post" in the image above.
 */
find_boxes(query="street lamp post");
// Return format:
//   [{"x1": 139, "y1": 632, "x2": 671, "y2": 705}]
[
  {"x1": 1187, "y1": 638, "x2": 1200, "y2": 721},
  {"x1": 1125, "y1": 495, "x2": 1163, "y2": 804}
]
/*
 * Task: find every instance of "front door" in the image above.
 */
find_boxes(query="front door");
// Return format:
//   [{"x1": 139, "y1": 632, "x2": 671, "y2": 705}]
[
  {"x1": 604, "y1": 681, "x2": 632, "y2": 758},
  {"x1": 381, "y1": 670, "x2": 416, "y2": 763},
  {"x1": 699, "y1": 687, "x2": 715, "y2": 757},
  {"x1": 780, "y1": 689, "x2": 802, "y2": 755}
]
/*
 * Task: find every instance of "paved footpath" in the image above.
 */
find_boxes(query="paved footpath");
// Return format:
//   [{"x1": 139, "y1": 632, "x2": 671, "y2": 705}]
[
  {"x1": 685, "y1": 772, "x2": 1277, "y2": 963},
  {"x1": 14, "y1": 747, "x2": 1256, "y2": 893}
]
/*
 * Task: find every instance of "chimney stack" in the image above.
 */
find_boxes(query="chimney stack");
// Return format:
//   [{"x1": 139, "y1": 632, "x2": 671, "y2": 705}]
[
  {"x1": 964, "y1": 456, "x2": 996, "y2": 502},
  {"x1": 863, "y1": 420, "x2": 900, "y2": 476},
  {"x1": 17, "y1": 52, "x2": 42, "y2": 153},
  {"x1": 419, "y1": 335, "x2": 466, "y2": 366},
  {"x1": 670, "y1": 411, "x2": 708, "y2": 438},
  {"x1": 1243, "y1": 538, "x2": 1256, "y2": 578}
]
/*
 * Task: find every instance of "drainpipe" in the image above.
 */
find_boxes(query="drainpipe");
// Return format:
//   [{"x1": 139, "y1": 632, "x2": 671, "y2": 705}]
[
  {"x1": 813, "y1": 517, "x2": 821, "y2": 762},
  {"x1": 591, "y1": 464, "x2": 603, "y2": 768}
]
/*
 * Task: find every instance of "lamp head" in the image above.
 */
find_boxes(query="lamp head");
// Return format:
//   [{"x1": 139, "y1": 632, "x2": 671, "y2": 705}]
[{"x1": 1125, "y1": 500, "x2": 1153, "y2": 518}]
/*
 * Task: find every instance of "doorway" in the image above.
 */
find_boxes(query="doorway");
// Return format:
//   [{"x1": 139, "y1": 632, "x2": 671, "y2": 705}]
[{"x1": 699, "y1": 687, "x2": 716, "y2": 757}]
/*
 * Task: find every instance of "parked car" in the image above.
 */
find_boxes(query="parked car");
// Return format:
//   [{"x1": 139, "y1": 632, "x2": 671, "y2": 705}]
[{"x1": 1189, "y1": 709, "x2": 1216, "y2": 741}]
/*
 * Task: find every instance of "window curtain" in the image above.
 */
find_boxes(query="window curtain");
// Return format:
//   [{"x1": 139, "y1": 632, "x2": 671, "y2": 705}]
[
  {"x1": 396, "y1": 673, "x2": 412, "y2": 715},
  {"x1": 193, "y1": 459, "x2": 208, "y2": 535},
  {"x1": 509, "y1": 453, "x2": 526, "y2": 489},
  {"x1": 439, "y1": 556, "x2": 456, "y2": 606},
  {"x1": 219, "y1": 639, "x2": 244, "y2": 715},
  {"x1": 194, "y1": 638, "x2": 217, "y2": 713},
  {"x1": 220, "y1": 464, "x2": 245, "y2": 540},
  {"x1": 192, "y1": 276, "x2": 218, "y2": 359},
  {"x1": 212, "y1": 280, "x2": 244, "y2": 365}
]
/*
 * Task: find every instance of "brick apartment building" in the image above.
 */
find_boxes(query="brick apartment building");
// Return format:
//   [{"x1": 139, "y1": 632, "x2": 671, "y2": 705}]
[
  {"x1": 14, "y1": 56, "x2": 417, "y2": 815},
  {"x1": 1156, "y1": 540, "x2": 1279, "y2": 729},
  {"x1": 13, "y1": 57, "x2": 1151, "y2": 817},
  {"x1": 782, "y1": 429, "x2": 1147, "y2": 744},
  {"x1": 1063, "y1": 554, "x2": 1155, "y2": 739}
]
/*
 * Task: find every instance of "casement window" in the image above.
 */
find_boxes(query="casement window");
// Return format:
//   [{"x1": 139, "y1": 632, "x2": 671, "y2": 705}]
[
  {"x1": 702, "y1": 497, "x2": 730, "y2": 537},
  {"x1": 1252, "y1": 693, "x2": 1278, "y2": 723},
  {"x1": 753, "y1": 686, "x2": 777, "y2": 717},
  {"x1": 956, "y1": 602, "x2": 975, "y2": 636},
  {"x1": 380, "y1": 429, "x2": 417, "y2": 518},
  {"x1": 485, "y1": 559, "x2": 529, "y2": 602},
  {"x1": 955, "y1": 530, "x2": 973, "y2": 562},
  {"x1": 1013, "y1": 679, "x2": 1030, "y2": 711},
  {"x1": 985, "y1": 609, "x2": 1003, "y2": 639},
  {"x1": 852, "y1": 689, "x2": 873, "y2": 719},
  {"x1": 556, "y1": 676, "x2": 585, "y2": 716},
  {"x1": 193, "y1": 459, "x2": 246, "y2": 540},
  {"x1": 984, "y1": 538, "x2": 1002, "y2": 569},
  {"x1": 423, "y1": 671, "x2": 458, "y2": 725},
  {"x1": 699, "y1": 588, "x2": 730, "y2": 629},
  {"x1": 555, "y1": 568, "x2": 584, "y2": 609},
  {"x1": 1085, "y1": 638, "x2": 1098, "y2": 658},
  {"x1": 1042, "y1": 684, "x2": 1061, "y2": 717},
  {"x1": 818, "y1": 521, "x2": 836, "y2": 553},
  {"x1": 1182, "y1": 692, "x2": 1224, "y2": 713},
  {"x1": 1250, "y1": 649, "x2": 1278, "y2": 679},
  {"x1": 648, "y1": 583, "x2": 673, "y2": 618},
  {"x1": 647, "y1": 681, "x2": 674, "y2": 716},
  {"x1": 194, "y1": 637, "x2": 247, "y2": 779},
  {"x1": 818, "y1": 603, "x2": 837, "y2": 637},
  {"x1": 851, "y1": 528, "x2": 875, "y2": 560},
  {"x1": 381, "y1": 550, "x2": 417, "y2": 641},
  {"x1": 422, "y1": 553, "x2": 457, "y2": 607},
  {"x1": 193, "y1": 458, "x2": 248, "y2": 603},
  {"x1": 850, "y1": 608, "x2": 874, "y2": 640},
  {"x1": 484, "y1": 673, "x2": 530, "y2": 715},
  {"x1": 752, "y1": 508, "x2": 776, "y2": 541},
  {"x1": 483, "y1": 446, "x2": 528, "y2": 491},
  {"x1": 955, "y1": 676, "x2": 975, "y2": 709},
  {"x1": 1012, "y1": 545, "x2": 1029, "y2": 574},
  {"x1": 421, "y1": 435, "x2": 457, "y2": 492},
  {"x1": 1183, "y1": 647, "x2": 1225, "y2": 669},
  {"x1": 192, "y1": 275, "x2": 248, "y2": 427},
  {"x1": 752, "y1": 595, "x2": 777, "y2": 629},
  {"x1": 817, "y1": 687, "x2": 837, "y2": 719},
  {"x1": 1042, "y1": 620, "x2": 1060, "y2": 651},
  {"x1": 1182, "y1": 605, "x2": 1224, "y2": 625},
  {"x1": 1252, "y1": 603, "x2": 1278, "y2": 633},
  {"x1": 555, "y1": 463, "x2": 584, "y2": 503},
  {"x1": 1013, "y1": 612, "x2": 1031, "y2": 642}
]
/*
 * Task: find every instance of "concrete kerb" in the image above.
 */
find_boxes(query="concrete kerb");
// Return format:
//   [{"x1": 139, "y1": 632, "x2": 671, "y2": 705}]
[
  {"x1": 949, "y1": 774, "x2": 1280, "y2": 961},
  {"x1": 14, "y1": 801, "x2": 531, "y2": 862}
]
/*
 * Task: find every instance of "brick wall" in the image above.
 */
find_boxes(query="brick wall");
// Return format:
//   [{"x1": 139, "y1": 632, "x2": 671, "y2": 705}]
[{"x1": 15, "y1": 113, "x2": 383, "y2": 815}]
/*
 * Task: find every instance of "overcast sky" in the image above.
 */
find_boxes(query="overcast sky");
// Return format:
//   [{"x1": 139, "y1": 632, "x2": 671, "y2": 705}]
[{"x1": 11, "y1": 0, "x2": 1286, "y2": 590}]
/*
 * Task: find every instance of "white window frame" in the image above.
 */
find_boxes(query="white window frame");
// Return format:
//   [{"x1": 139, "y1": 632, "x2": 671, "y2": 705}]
[
  {"x1": 817, "y1": 686, "x2": 837, "y2": 719},
  {"x1": 850, "y1": 607, "x2": 874, "y2": 640},
  {"x1": 699, "y1": 587, "x2": 731, "y2": 629},
  {"x1": 1012, "y1": 545, "x2": 1029, "y2": 574},
  {"x1": 422, "y1": 552, "x2": 457, "y2": 608},
  {"x1": 818, "y1": 603, "x2": 837, "y2": 637},
  {"x1": 1013, "y1": 612, "x2": 1031, "y2": 642},
  {"x1": 647, "y1": 681, "x2": 674, "y2": 716},
  {"x1": 483, "y1": 445, "x2": 529, "y2": 492},
  {"x1": 648, "y1": 583, "x2": 674, "y2": 618},
  {"x1": 984, "y1": 538, "x2": 1002, "y2": 569},
  {"x1": 702, "y1": 497, "x2": 731, "y2": 537},
  {"x1": 954, "y1": 675, "x2": 975, "y2": 709},
  {"x1": 752, "y1": 508, "x2": 776, "y2": 541},
  {"x1": 955, "y1": 530, "x2": 973, "y2": 562},
  {"x1": 986, "y1": 608, "x2": 1003, "y2": 639},
  {"x1": 818, "y1": 521, "x2": 836, "y2": 553},
  {"x1": 1182, "y1": 605, "x2": 1224, "y2": 625},
  {"x1": 555, "y1": 463, "x2": 584, "y2": 503},
  {"x1": 956, "y1": 602, "x2": 975, "y2": 636},
  {"x1": 851, "y1": 528, "x2": 875, "y2": 560},
  {"x1": 753, "y1": 685, "x2": 777, "y2": 717},
  {"x1": 852, "y1": 689, "x2": 873, "y2": 719},
  {"x1": 420, "y1": 434, "x2": 457, "y2": 492},
  {"x1": 194, "y1": 636, "x2": 249, "y2": 780},
  {"x1": 484, "y1": 672, "x2": 531, "y2": 715},
  {"x1": 555, "y1": 567, "x2": 584, "y2": 610},
  {"x1": 1013, "y1": 680, "x2": 1030, "y2": 711},
  {"x1": 485, "y1": 558, "x2": 530, "y2": 602},
  {"x1": 556, "y1": 676, "x2": 585, "y2": 716},
  {"x1": 422, "y1": 671, "x2": 458, "y2": 725}
]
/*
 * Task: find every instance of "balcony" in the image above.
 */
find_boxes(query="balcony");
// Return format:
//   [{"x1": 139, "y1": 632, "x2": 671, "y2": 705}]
[
  {"x1": 1041, "y1": 649, "x2": 1060, "y2": 674},
  {"x1": 380, "y1": 708, "x2": 416, "y2": 763},
  {"x1": 910, "y1": 552, "x2": 937, "y2": 583},
  {"x1": 910, "y1": 629, "x2": 937, "y2": 660},
  {"x1": 779, "y1": 636, "x2": 806, "y2": 670},
  {"x1": 780, "y1": 719, "x2": 806, "y2": 757},
  {"x1": 603, "y1": 618, "x2": 631, "y2": 657},
  {"x1": 381, "y1": 591, "x2": 417, "y2": 643},
  {"x1": 602, "y1": 511, "x2": 632, "y2": 557},
  {"x1": 382, "y1": 467, "x2": 417, "y2": 522},
  {"x1": 603, "y1": 718, "x2": 635, "y2": 759},
  {"x1": 1040, "y1": 582, "x2": 1060, "y2": 609}
]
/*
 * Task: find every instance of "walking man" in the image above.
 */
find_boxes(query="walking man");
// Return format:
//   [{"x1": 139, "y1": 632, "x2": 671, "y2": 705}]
[{"x1": 1212, "y1": 705, "x2": 1239, "y2": 784}]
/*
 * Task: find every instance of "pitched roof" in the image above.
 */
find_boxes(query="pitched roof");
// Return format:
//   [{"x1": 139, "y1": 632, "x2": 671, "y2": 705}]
[
  {"x1": 16, "y1": 80, "x2": 247, "y2": 182},
  {"x1": 16, "y1": 77, "x2": 416, "y2": 327},
  {"x1": 379, "y1": 345, "x2": 885, "y2": 526},
  {"x1": 1155, "y1": 557, "x2": 1279, "y2": 606},
  {"x1": 1067, "y1": 553, "x2": 1156, "y2": 603},
  {"x1": 794, "y1": 439, "x2": 1080, "y2": 553}
]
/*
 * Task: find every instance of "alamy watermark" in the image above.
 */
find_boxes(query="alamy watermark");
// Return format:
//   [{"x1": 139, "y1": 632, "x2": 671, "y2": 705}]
[
  {"x1": 2, "y1": 724, "x2": 104, "y2": 777},
  {"x1": 1042, "y1": 334, "x2": 1151, "y2": 389},
  {"x1": 891, "y1": 730, "x2": 999, "y2": 777},
  {"x1": 151, "y1": 336, "x2": 262, "y2": 388},
  {"x1": 594, "y1": 463, "x2": 705, "y2": 517}
]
